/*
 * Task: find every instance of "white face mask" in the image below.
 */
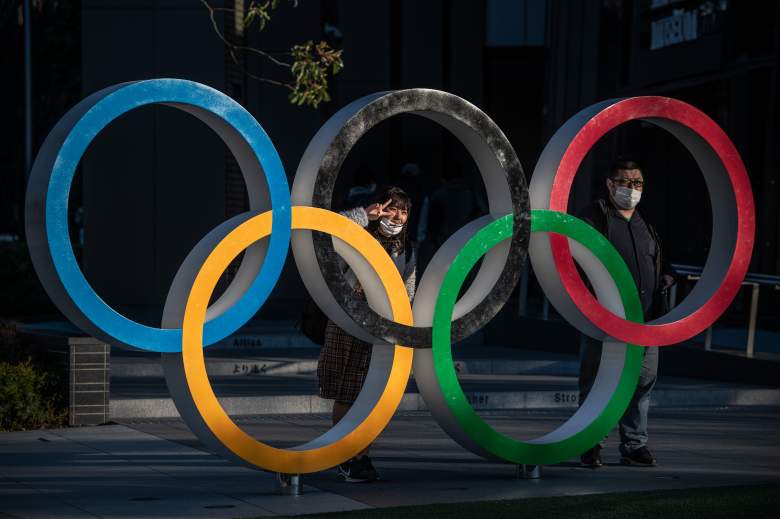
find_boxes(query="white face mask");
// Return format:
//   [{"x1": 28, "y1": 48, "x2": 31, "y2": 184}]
[
  {"x1": 612, "y1": 186, "x2": 642, "y2": 210},
  {"x1": 379, "y1": 217, "x2": 404, "y2": 236}
]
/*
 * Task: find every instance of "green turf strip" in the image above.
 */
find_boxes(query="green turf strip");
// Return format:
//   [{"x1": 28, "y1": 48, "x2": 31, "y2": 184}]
[{"x1": 268, "y1": 484, "x2": 780, "y2": 519}]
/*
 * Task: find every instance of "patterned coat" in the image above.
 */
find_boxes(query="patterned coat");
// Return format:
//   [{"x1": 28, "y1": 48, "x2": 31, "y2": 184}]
[{"x1": 317, "y1": 207, "x2": 416, "y2": 403}]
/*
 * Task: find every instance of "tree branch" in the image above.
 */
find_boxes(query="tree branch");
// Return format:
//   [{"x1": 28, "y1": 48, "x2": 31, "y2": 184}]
[
  {"x1": 199, "y1": 0, "x2": 343, "y2": 108},
  {"x1": 200, "y1": 0, "x2": 291, "y2": 69},
  {"x1": 233, "y1": 44, "x2": 292, "y2": 68},
  {"x1": 245, "y1": 69, "x2": 293, "y2": 89}
]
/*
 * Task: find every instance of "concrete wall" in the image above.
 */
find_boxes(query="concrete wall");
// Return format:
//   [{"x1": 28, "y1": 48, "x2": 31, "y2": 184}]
[
  {"x1": 77, "y1": 1, "x2": 501, "y2": 321},
  {"x1": 81, "y1": 0, "x2": 226, "y2": 325}
]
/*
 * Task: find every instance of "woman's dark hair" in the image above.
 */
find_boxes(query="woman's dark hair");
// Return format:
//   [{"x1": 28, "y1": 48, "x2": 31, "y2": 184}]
[{"x1": 366, "y1": 186, "x2": 412, "y2": 254}]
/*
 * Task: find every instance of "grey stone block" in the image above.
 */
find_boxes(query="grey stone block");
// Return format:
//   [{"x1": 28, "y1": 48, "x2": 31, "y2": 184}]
[
  {"x1": 72, "y1": 382, "x2": 108, "y2": 393},
  {"x1": 70, "y1": 353, "x2": 108, "y2": 365},
  {"x1": 69, "y1": 413, "x2": 109, "y2": 426},
  {"x1": 71, "y1": 368, "x2": 109, "y2": 384},
  {"x1": 72, "y1": 391, "x2": 109, "y2": 407}
]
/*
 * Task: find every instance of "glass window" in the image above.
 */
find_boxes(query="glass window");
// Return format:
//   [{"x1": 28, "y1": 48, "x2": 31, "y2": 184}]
[{"x1": 486, "y1": 0, "x2": 545, "y2": 47}]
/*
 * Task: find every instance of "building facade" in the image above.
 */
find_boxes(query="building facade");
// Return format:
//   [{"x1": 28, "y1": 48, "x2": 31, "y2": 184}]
[{"x1": 3, "y1": 0, "x2": 777, "y2": 324}]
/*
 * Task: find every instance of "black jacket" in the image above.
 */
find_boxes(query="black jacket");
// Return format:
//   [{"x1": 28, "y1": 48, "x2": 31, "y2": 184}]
[{"x1": 577, "y1": 199, "x2": 675, "y2": 320}]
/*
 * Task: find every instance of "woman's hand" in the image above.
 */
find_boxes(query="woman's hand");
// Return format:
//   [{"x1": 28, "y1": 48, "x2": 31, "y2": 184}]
[{"x1": 365, "y1": 199, "x2": 393, "y2": 221}]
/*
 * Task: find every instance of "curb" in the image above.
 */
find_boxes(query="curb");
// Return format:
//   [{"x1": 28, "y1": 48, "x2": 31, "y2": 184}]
[
  {"x1": 110, "y1": 387, "x2": 780, "y2": 419},
  {"x1": 210, "y1": 331, "x2": 318, "y2": 350},
  {"x1": 112, "y1": 358, "x2": 321, "y2": 377},
  {"x1": 110, "y1": 357, "x2": 580, "y2": 377}
]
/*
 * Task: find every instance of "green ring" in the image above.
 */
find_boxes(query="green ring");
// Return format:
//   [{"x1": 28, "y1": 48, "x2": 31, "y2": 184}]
[{"x1": 431, "y1": 209, "x2": 644, "y2": 465}]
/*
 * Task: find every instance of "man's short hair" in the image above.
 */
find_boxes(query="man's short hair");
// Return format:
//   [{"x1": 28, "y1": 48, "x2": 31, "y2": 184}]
[{"x1": 609, "y1": 159, "x2": 642, "y2": 179}]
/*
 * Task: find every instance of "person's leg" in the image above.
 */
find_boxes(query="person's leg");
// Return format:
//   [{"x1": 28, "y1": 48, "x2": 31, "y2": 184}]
[
  {"x1": 332, "y1": 401, "x2": 351, "y2": 425},
  {"x1": 579, "y1": 334, "x2": 607, "y2": 467},
  {"x1": 578, "y1": 334, "x2": 605, "y2": 450},
  {"x1": 331, "y1": 400, "x2": 369, "y2": 457},
  {"x1": 322, "y1": 324, "x2": 377, "y2": 481},
  {"x1": 578, "y1": 334, "x2": 602, "y2": 400},
  {"x1": 618, "y1": 347, "x2": 659, "y2": 458}
]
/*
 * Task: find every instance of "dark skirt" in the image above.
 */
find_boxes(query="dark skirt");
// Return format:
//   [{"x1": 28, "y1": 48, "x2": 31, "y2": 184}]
[{"x1": 317, "y1": 320, "x2": 372, "y2": 404}]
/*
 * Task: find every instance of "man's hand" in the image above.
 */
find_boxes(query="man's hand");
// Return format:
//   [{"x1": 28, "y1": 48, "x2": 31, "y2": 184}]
[
  {"x1": 660, "y1": 274, "x2": 675, "y2": 291},
  {"x1": 365, "y1": 199, "x2": 393, "y2": 221}
]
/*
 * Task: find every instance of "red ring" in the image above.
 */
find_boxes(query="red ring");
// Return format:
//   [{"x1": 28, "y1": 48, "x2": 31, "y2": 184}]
[{"x1": 549, "y1": 97, "x2": 755, "y2": 346}]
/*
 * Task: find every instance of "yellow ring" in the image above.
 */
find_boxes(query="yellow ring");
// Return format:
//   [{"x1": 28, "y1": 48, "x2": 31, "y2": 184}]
[{"x1": 181, "y1": 206, "x2": 413, "y2": 473}]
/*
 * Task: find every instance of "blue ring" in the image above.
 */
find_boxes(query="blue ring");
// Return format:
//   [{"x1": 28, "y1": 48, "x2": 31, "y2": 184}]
[{"x1": 43, "y1": 79, "x2": 290, "y2": 352}]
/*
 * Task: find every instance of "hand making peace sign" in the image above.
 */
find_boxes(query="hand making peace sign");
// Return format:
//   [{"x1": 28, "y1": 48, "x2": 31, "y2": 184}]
[{"x1": 365, "y1": 199, "x2": 394, "y2": 221}]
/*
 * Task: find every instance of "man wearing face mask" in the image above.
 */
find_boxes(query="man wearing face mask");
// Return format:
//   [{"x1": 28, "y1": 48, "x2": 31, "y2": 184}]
[{"x1": 576, "y1": 159, "x2": 675, "y2": 469}]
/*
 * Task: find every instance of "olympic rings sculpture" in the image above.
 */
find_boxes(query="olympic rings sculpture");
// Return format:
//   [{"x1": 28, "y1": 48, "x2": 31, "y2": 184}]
[{"x1": 26, "y1": 79, "x2": 754, "y2": 474}]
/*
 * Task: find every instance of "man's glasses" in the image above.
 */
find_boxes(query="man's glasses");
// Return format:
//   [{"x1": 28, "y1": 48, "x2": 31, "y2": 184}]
[{"x1": 611, "y1": 178, "x2": 644, "y2": 190}]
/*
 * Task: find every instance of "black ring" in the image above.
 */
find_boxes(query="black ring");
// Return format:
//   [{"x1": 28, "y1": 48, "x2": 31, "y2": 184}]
[{"x1": 302, "y1": 89, "x2": 529, "y2": 347}]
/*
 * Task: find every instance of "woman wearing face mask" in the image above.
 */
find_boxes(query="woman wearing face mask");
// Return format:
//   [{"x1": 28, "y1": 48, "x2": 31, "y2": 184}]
[{"x1": 317, "y1": 186, "x2": 415, "y2": 483}]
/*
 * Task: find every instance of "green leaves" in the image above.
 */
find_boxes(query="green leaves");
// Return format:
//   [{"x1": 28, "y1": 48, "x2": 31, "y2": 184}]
[
  {"x1": 203, "y1": 0, "x2": 343, "y2": 109},
  {"x1": 0, "y1": 361, "x2": 65, "y2": 431},
  {"x1": 243, "y1": 1, "x2": 279, "y2": 32},
  {"x1": 289, "y1": 40, "x2": 344, "y2": 108}
]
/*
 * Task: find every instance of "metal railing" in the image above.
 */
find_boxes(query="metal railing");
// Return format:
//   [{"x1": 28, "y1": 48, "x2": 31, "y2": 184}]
[
  {"x1": 670, "y1": 264, "x2": 780, "y2": 358},
  {"x1": 516, "y1": 263, "x2": 779, "y2": 359}
]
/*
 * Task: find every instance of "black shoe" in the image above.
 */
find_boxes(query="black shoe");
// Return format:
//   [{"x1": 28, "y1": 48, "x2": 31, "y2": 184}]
[
  {"x1": 355, "y1": 455, "x2": 379, "y2": 481},
  {"x1": 337, "y1": 458, "x2": 361, "y2": 482},
  {"x1": 620, "y1": 446, "x2": 656, "y2": 466},
  {"x1": 337, "y1": 456, "x2": 379, "y2": 482},
  {"x1": 580, "y1": 445, "x2": 603, "y2": 468}
]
